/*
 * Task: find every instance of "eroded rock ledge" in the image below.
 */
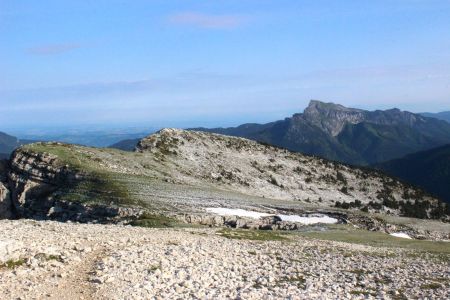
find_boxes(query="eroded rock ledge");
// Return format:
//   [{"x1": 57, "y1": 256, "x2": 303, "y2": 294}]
[{"x1": 2, "y1": 148, "x2": 143, "y2": 222}]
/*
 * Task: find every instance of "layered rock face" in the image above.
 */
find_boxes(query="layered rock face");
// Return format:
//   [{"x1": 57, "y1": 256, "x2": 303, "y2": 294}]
[
  {"x1": 302, "y1": 100, "x2": 366, "y2": 136},
  {"x1": 5, "y1": 146, "x2": 143, "y2": 222},
  {"x1": 7, "y1": 149, "x2": 73, "y2": 219}
]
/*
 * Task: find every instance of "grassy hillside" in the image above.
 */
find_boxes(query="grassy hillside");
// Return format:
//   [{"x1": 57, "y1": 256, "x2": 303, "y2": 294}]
[{"x1": 19, "y1": 142, "x2": 275, "y2": 214}]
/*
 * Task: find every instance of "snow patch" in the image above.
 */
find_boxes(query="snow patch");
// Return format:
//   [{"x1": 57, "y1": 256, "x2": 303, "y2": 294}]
[
  {"x1": 278, "y1": 214, "x2": 338, "y2": 224},
  {"x1": 205, "y1": 208, "x2": 271, "y2": 219},
  {"x1": 206, "y1": 208, "x2": 338, "y2": 225},
  {"x1": 389, "y1": 232, "x2": 412, "y2": 239}
]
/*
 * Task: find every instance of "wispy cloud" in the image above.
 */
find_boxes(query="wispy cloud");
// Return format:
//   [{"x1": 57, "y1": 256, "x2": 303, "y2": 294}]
[
  {"x1": 27, "y1": 43, "x2": 81, "y2": 55},
  {"x1": 167, "y1": 12, "x2": 248, "y2": 29}
]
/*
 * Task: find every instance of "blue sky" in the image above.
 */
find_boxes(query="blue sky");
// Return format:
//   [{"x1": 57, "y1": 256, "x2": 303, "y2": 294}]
[{"x1": 1, "y1": 0, "x2": 450, "y2": 130}]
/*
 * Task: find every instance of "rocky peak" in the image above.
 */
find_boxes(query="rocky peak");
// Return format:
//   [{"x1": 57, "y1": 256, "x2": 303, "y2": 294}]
[
  {"x1": 302, "y1": 100, "x2": 366, "y2": 136},
  {"x1": 299, "y1": 100, "x2": 429, "y2": 136},
  {"x1": 367, "y1": 108, "x2": 425, "y2": 127}
]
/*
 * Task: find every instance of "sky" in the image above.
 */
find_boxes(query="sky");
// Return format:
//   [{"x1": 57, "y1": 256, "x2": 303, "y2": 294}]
[{"x1": 1, "y1": 0, "x2": 450, "y2": 131}]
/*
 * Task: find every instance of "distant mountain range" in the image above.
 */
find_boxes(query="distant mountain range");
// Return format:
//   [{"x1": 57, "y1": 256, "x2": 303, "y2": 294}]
[
  {"x1": 376, "y1": 144, "x2": 450, "y2": 203},
  {"x1": 16, "y1": 131, "x2": 152, "y2": 148},
  {"x1": 420, "y1": 111, "x2": 450, "y2": 123},
  {"x1": 192, "y1": 100, "x2": 450, "y2": 165}
]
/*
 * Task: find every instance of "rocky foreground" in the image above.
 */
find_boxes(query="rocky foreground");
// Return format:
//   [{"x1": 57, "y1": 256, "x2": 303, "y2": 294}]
[{"x1": 1, "y1": 220, "x2": 449, "y2": 299}]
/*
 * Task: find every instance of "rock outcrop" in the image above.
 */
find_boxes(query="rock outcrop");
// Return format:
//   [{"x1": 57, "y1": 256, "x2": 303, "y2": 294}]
[
  {"x1": 6, "y1": 146, "x2": 143, "y2": 222},
  {"x1": 179, "y1": 214, "x2": 337, "y2": 231},
  {"x1": 7, "y1": 148, "x2": 75, "y2": 219},
  {"x1": 303, "y1": 100, "x2": 366, "y2": 136}
]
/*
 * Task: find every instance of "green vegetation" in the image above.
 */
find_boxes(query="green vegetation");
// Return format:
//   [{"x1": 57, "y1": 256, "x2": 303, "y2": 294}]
[
  {"x1": 57, "y1": 173, "x2": 135, "y2": 206},
  {"x1": 420, "y1": 283, "x2": 442, "y2": 290},
  {"x1": 277, "y1": 275, "x2": 306, "y2": 288},
  {"x1": 1, "y1": 258, "x2": 26, "y2": 269},
  {"x1": 297, "y1": 225, "x2": 450, "y2": 255},
  {"x1": 33, "y1": 253, "x2": 63, "y2": 262},
  {"x1": 336, "y1": 195, "x2": 447, "y2": 220},
  {"x1": 335, "y1": 199, "x2": 361, "y2": 209},
  {"x1": 130, "y1": 213, "x2": 179, "y2": 228},
  {"x1": 336, "y1": 171, "x2": 347, "y2": 184},
  {"x1": 350, "y1": 290, "x2": 376, "y2": 297},
  {"x1": 348, "y1": 269, "x2": 368, "y2": 276},
  {"x1": 148, "y1": 264, "x2": 161, "y2": 272},
  {"x1": 24, "y1": 143, "x2": 105, "y2": 171},
  {"x1": 390, "y1": 289, "x2": 408, "y2": 300},
  {"x1": 400, "y1": 200, "x2": 430, "y2": 219},
  {"x1": 21, "y1": 143, "x2": 147, "y2": 207},
  {"x1": 218, "y1": 229, "x2": 289, "y2": 241}
]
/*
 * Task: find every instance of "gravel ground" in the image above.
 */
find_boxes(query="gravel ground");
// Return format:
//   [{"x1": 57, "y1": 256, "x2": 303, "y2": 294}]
[{"x1": 0, "y1": 219, "x2": 449, "y2": 299}]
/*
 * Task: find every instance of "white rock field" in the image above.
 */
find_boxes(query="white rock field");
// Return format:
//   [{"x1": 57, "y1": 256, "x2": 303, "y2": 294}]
[{"x1": 0, "y1": 219, "x2": 448, "y2": 300}]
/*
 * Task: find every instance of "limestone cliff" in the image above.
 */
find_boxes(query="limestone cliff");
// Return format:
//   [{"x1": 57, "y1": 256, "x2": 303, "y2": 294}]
[{"x1": 6, "y1": 145, "x2": 142, "y2": 221}]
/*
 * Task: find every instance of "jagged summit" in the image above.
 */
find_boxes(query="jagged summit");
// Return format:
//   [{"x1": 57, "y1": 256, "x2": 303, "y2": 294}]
[
  {"x1": 302, "y1": 100, "x2": 427, "y2": 136},
  {"x1": 305, "y1": 100, "x2": 363, "y2": 113},
  {"x1": 302, "y1": 100, "x2": 365, "y2": 136},
  {"x1": 193, "y1": 100, "x2": 450, "y2": 165}
]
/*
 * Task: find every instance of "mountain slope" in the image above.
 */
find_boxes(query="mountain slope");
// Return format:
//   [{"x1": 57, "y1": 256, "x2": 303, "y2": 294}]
[
  {"x1": 421, "y1": 111, "x2": 450, "y2": 123},
  {"x1": 376, "y1": 145, "x2": 450, "y2": 204},
  {"x1": 337, "y1": 122, "x2": 448, "y2": 164},
  {"x1": 5, "y1": 129, "x2": 447, "y2": 223},
  {"x1": 109, "y1": 138, "x2": 140, "y2": 151},
  {"x1": 193, "y1": 100, "x2": 450, "y2": 165}
]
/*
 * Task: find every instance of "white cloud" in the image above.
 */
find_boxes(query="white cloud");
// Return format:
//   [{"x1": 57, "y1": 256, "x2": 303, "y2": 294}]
[
  {"x1": 27, "y1": 43, "x2": 81, "y2": 55},
  {"x1": 167, "y1": 12, "x2": 248, "y2": 29}
]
